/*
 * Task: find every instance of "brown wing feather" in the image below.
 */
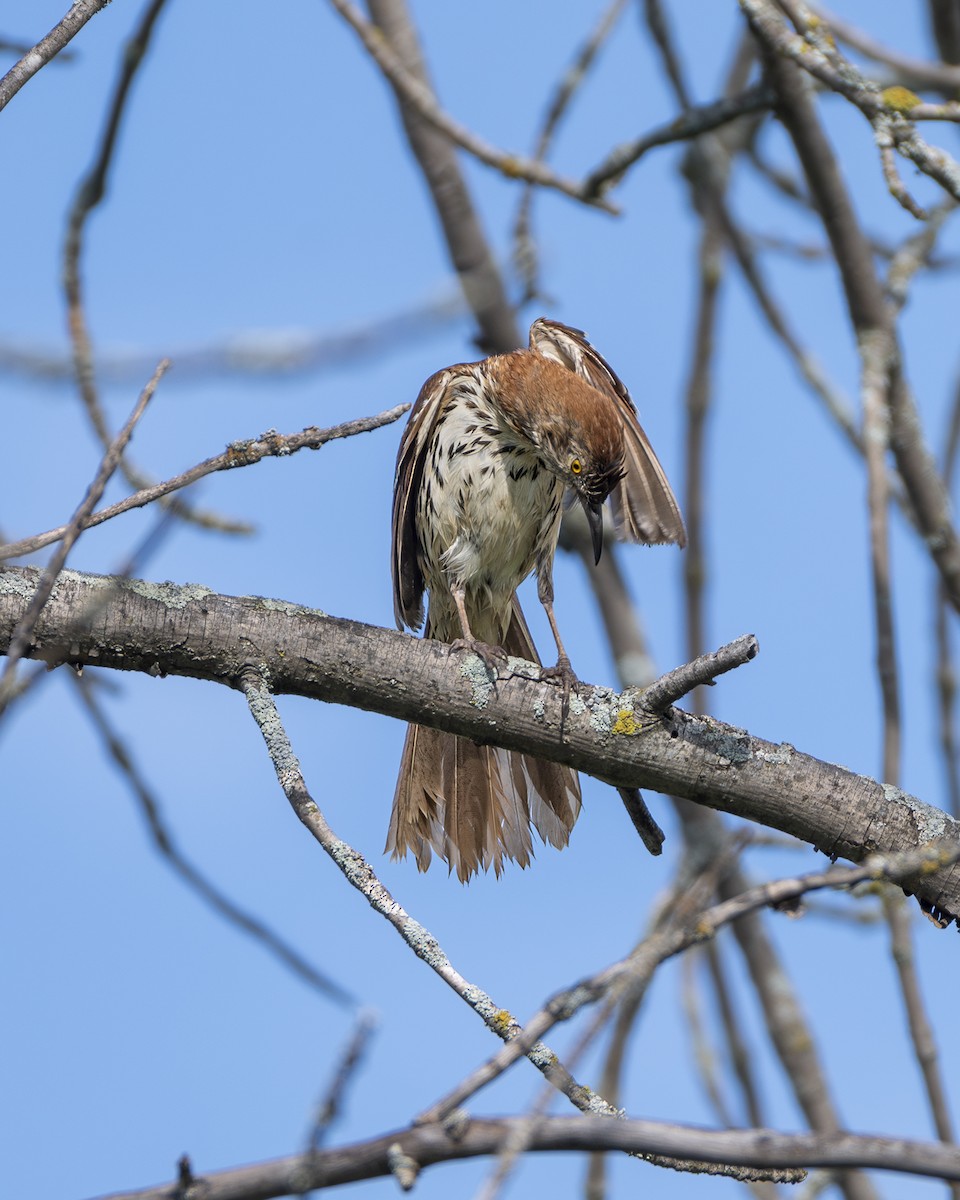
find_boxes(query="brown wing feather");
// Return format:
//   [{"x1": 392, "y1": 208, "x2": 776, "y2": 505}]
[
  {"x1": 529, "y1": 318, "x2": 686, "y2": 548},
  {"x1": 392, "y1": 366, "x2": 475, "y2": 631}
]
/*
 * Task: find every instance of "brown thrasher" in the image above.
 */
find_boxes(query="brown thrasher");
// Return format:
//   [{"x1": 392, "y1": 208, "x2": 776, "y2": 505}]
[{"x1": 388, "y1": 318, "x2": 685, "y2": 881}]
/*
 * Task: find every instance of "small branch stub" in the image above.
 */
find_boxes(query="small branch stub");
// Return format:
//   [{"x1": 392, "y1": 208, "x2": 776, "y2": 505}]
[
  {"x1": 638, "y1": 634, "x2": 760, "y2": 713},
  {"x1": 387, "y1": 1142, "x2": 421, "y2": 1191}
]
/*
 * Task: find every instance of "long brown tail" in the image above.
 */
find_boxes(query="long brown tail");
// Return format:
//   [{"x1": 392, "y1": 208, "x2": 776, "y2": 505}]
[{"x1": 386, "y1": 600, "x2": 582, "y2": 882}]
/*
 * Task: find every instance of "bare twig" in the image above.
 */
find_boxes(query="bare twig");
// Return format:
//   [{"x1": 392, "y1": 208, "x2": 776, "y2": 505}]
[
  {"x1": 0, "y1": 292, "x2": 464, "y2": 385},
  {"x1": 638, "y1": 634, "x2": 759, "y2": 713},
  {"x1": 741, "y1": 0, "x2": 960, "y2": 209},
  {"x1": 682, "y1": 951, "x2": 735, "y2": 1126},
  {"x1": 328, "y1": 0, "x2": 618, "y2": 214},
  {"x1": 71, "y1": 670, "x2": 355, "y2": 1006},
  {"x1": 582, "y1": 84, "x2": 774, "y2": 199},
  {"x1": 63, "y1": 0, "x2": 168, "y2": 440},
  {"x1": 239, "y1": 669, "x2": 626, "y2": 1119},
  {"x1": 812, "y1": 4, "x2": 960, "y2": 92},
  {"x1": 0, "y1": 0, "x2": 111, "y2": 112},
  {"x1": 304, "y1": 1011, "x2": 378, "y2": 1153},
  {"x1": 882, "y1": 888, "x2": 960, "y2": 1198},
  {"x1": 936, "y1": 368, "x2": 960, "y2": 818},
  {"x1": 749, "y1": 4, "x2": 960, "y2": 618},
  {"x1": 418, "y1": 843, "x2": 960, "y2": 1129},
  {"x1": 61, "y1": 0, "x2": 241, "y2": 535},
  {"x1": 859, "y1": 328, "x2": 901, "y2": 785},
  {"x1": 362, "y1": 0, "x2": 520, "y2": 354},
  {"x1": 703, "y1": 939, "x2": 766, "y2": 1128},
  {"x1": 0, "y1": 362, "x2": 165, "y2": 707},
  {"x1": 513, "y1": 0, "x2": 628, "y2": 304},
  {"x1": 886, "y1": 199, "x2": 959, "y2": 310},
  {"x1": 0, "y1": 404, "x2": 410, "y2": 563}
]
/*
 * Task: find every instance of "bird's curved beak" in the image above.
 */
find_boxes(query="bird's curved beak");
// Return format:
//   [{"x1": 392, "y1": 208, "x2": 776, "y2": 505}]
[{"x1": 582, "y1": 498, "x2": 604, "y2": 565}]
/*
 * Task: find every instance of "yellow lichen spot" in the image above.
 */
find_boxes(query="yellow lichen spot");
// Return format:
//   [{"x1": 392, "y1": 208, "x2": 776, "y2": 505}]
[
  {"x1": 491, "y1": 1009, "x2": 514, "y2": 1032},
  {"x1": 501, "y1": 157, "x2": 524, "y2": 179},
  {"x1": 881, "y1": 86, "x2": 921, "y2": 113},
  {"x1": 612, "y1": 710, "x2": 639, "y2": 736}
]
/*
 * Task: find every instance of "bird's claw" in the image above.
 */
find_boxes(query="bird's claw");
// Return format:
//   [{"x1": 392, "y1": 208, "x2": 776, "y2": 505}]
[
  {"x1": 539, "y1": 655, "x2": 581, "y2": 734},
  {"x1": 451, "y1": 638, "x2": 508, "y2": 675}
]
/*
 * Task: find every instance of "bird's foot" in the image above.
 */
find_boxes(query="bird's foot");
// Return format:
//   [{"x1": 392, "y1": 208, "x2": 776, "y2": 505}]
[
  {"x1": 451, "y1": 638, "x2": 508, "y2": 675},
  {"x1": 539, "y1": 654, "x2": 581, "y2": 733}
]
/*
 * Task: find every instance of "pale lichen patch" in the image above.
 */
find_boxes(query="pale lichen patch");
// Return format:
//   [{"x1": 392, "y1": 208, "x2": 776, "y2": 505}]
[
  {"x1": 259, "y1": 596, "x2": 328, "y2": 618},
  {"x1": 0, "y1": 570, "x2": 37, "y2": 600},
  {"x1": 460, "y1": 654, "x2": 495, "y2": 708},
  {"x1": 755, "y1": 744, "x2": 794, "y2": 766},
  {"x1": 123, "y1": 577, "x2": 215, "y2": 609},
  {"x1": 887, "y1": 784, "x2": 953, "y2": 840}
]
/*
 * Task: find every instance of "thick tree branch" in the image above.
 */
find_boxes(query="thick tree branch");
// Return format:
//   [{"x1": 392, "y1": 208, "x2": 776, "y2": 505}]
[
  {"x1": 88, "y1": 1112, "x2": 960, "y2": 1200},
  {"x1": 1, "y1": 566, "x2": 958, "y2": 922}
]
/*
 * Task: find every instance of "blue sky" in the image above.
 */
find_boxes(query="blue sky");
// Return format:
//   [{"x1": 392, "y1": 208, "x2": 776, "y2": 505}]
[{"x1": 2, "y1": 2, "x2": 959, "y2": 1197}]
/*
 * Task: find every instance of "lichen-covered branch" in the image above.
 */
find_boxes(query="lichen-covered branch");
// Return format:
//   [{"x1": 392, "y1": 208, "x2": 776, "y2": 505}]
[{"x1": 1, "y1": 565, "x2": 957, "y2": 923}]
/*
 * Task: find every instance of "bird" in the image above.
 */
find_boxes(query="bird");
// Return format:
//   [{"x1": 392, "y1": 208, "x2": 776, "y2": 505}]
[{"x1": 387, "y1": 318, "x2": 686, "y2": 882}]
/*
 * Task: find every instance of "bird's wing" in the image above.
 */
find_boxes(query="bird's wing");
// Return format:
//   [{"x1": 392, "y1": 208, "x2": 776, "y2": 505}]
[
  {"x1": 529, "y1": 318, "x2": 686, "y2": 547},
  {"x1": 392, "y1": 365, "x2": 482, "y2": 630}
]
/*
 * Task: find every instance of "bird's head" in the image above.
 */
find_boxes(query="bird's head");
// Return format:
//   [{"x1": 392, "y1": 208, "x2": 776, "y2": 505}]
[
  {"x1": 491, "y1": 351, "x2": 626, "y2": 563},
  {"x1": 542, "y1": 426, "x2": 625, "y2": 564}
]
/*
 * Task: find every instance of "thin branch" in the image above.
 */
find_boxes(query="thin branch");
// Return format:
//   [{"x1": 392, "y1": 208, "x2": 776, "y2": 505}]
[
  {"x1": 886, "y1": 199, "x2": 959, "y2": 311},
  {"x1": 682, "y1": 950, "x2": 736, "y2": 1126},
  {"x1": 0, "y1": 292, "x2": 464, "y2": 385},
  {"x1": 361, "y1": 0, "x2": 520, "y2": 354},
  {"x1": 0, "y1": 0, "x2": 110, "y2": 112},
  {"x1": 582, "y1": 84, "x2": 774, "y2": 199},
  {"x1": 0, "y1": 404, "x2": 410, "y2": 563},
  {"x1": 239, "y1": 669, "x2": 626, "y2": 1121},
  {"x1": 638, "y1": 18, "x2": 882, "y2": 1198},
  {"x1": 936, "y1": 367, "x2": 960, "y2": 818},
  {"x1": 417, "y1": 844, "x2": 960, "y2": 1128},
  {"x1": 328, "y1": 0, "x2": 618, "y2": 214},
  {"x1": 512, "y1": 0, "x2": 628, "y2": 305},
  {"x1": 812, "y1": 4, "x2": 960, "y2": 92},
  {"x1": 882, "y1": 888, "x2": 960, "y2": 1197},
  {"x1": 70, "y1": 670, "x2": 355, "y2": 1006},
  {"x1": 0, "y1": 361, "x2": 165, "y2": 707},
  {"x1": 747, "y1": 2, "x2": 960, "y2": 617},
  {"x1": 61, "y1": 0, "x2": 240, "y2": 536},
  {"x1": 741, "y1": 0, "x2": 960, "y2": 209},
  {"x1": 304, "y1": 1011, "x2": 378, "y2": 1153},
  {"x1": 702, "y1": 939, "x2": 766, "y2": 1128},
  {"x1": 859, "y1": 328, "x2": 900, "y2": 785}
]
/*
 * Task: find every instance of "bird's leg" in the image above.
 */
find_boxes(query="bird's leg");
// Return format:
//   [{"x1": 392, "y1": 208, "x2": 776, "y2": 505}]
[
  {"x1": 535, "y1": 561, "x2": 580, "y2": 731},
  {"x1": 541, "y1": 598, "x2": 575, "y2": 682},
  {"x1": 449, "y1": 586, "x2": 508, "y2": 671}
]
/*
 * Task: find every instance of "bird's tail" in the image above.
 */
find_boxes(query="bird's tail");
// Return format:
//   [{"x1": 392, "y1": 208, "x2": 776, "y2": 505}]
[{"x1": 386, "y1": 600, "x2": 582, "y2": 882}]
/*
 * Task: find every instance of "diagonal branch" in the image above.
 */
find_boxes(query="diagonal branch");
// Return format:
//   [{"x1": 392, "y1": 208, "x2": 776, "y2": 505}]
[
  {"x1": 328, "y1": 0, "x2": 618, "y2": 215},
  {"x1": 0, "y1": 362, "x2": 165, "y2": 707},
  {"x1": 0, "y1": 0, "x2": 111, "y2": 112},
  {"x1": 0, "y1": 404, "x2": 410, "y2": 563}
]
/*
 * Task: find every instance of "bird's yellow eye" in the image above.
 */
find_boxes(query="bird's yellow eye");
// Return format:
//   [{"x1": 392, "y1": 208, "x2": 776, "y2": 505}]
[{"x1": 570, "y1": 458, "x2": 582, "y2": 475}]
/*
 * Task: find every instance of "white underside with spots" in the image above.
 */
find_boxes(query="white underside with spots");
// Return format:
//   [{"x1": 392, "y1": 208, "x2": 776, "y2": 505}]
[{"x1": 415, "y1": 374, "x2": 564, "y2": 643}]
